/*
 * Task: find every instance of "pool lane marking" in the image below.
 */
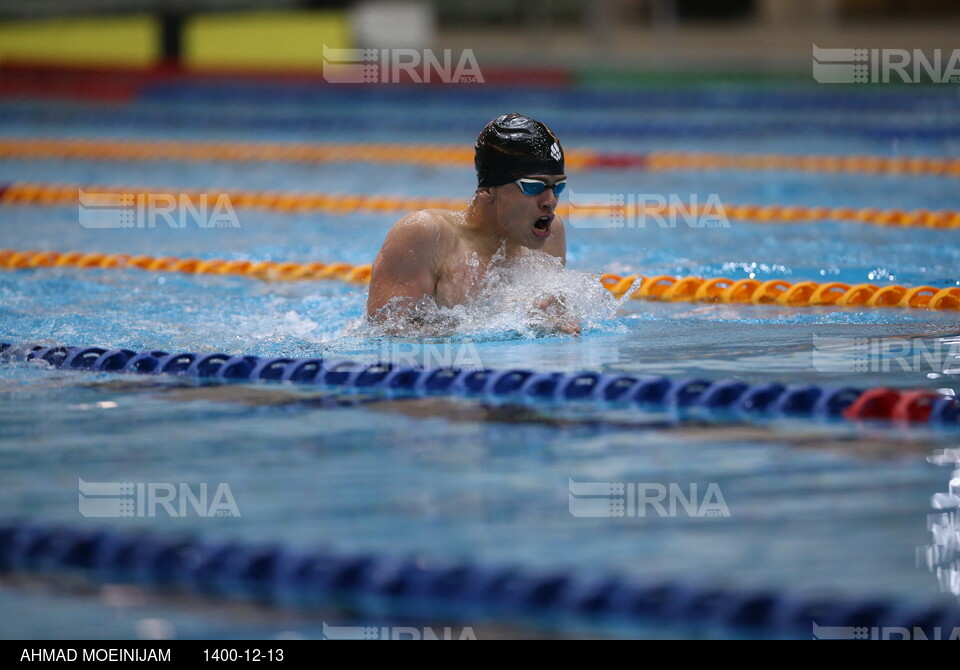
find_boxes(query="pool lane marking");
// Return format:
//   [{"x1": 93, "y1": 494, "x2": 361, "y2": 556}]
[
  {"x1": 2, "y1": 248, "x2": 959, "y2": 311},
  {"x1": 3, "y1": 342, "x2": 958, "y2": 425},
  {"x1": 2, "y1": 181, "x2": 960, "y2": 229},
  {"x1": 1, "y1": 138, "x2": 958, "y2": 177}
]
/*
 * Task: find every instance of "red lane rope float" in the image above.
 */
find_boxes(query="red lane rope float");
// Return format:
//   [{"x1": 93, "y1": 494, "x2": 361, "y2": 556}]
[
  {"x1": 843, "y1": 388, "x2": 902, "y2": 420},
  {"x1": 843, "y1": 388, "x2": 957, "y2": 425},
  {"x1": 845, "y1": 388, "x2": 960, "y2": 425},
  {"x1": 890, "y1": 391, "x2": 943, "y2": 423},
  {"x1": 1, "y1": 138, "x2": 958, "y2": 177},
  {"x1": 3, "y1": 181, "x2": 960, "y2": 229},
  {"x1": 4, "y1": 249, "x2": 958, "y2": 312}
]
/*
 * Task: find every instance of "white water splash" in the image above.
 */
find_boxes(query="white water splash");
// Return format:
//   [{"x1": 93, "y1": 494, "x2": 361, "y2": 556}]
[
  {"x1": 353, "y1": 249, "x2": 636, "y2": 339},
  {"x1": 230, "y1": 306, "x2": 327, "y2": 345}
]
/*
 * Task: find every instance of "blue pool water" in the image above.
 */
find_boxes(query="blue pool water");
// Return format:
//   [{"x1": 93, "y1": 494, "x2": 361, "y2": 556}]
[{"x1": 1, "y1": 80, "x2": 960, "y2": 639}]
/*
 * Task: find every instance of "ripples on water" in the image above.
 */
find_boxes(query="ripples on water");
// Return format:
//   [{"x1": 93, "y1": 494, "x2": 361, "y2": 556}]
[{"x1": 1, "y1": 85, "x2": 960, "y2": 639}]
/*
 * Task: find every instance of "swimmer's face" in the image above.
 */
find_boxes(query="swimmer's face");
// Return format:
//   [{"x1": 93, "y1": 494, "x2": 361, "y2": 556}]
[{"x1": 485, "y1": 174, "x2": 566, "y2": 247}]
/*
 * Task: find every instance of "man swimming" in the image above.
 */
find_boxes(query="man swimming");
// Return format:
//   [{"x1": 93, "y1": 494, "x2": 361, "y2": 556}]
[{"x1": 365, "y1": 113, "x2": 579, "y2": 336}]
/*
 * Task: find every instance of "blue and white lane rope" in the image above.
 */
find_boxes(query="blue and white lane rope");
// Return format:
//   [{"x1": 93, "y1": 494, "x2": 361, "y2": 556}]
[{"x1": 2, "y1": 341, "x2": 958, "y2": 426}]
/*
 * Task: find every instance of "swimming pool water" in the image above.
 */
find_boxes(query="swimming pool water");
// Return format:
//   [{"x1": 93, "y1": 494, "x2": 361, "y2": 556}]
[{"x1": 1, "y1": 79, "x2": 959, "y2": 639}]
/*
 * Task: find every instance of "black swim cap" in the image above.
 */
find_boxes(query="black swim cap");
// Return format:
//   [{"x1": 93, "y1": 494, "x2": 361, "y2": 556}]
[{"x1": 475, "y1": 113, "x2": 564, "y2": 188}]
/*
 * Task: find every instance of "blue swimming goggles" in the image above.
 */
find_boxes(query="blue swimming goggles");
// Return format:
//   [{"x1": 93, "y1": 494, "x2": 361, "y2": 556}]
[{"x1": 514, "y1": 178, "x2": 567, "y2": 196}]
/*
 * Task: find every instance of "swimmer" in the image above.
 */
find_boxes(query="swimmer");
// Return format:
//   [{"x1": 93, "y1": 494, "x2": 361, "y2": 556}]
[{"x1": 366, "y1": 113, "x2": 579, "y2": 336}]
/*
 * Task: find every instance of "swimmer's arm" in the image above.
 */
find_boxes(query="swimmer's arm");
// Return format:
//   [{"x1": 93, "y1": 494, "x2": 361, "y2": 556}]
[{"x1": 366, "y1": 215, "x2": 450, "y2": 332}]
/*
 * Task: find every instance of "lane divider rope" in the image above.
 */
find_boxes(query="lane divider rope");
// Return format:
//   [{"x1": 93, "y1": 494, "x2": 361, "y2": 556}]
[
  {"x1": 2, "y1": 104, "x2": 957, "y2": 141},
  {"x1": 2, "y1": 249, "x2": 958, "y2": 312},
  {"x1": 3, "y1": 181, "x2": 960, "y2": 229},
  {"x1": 1, "y1": 342, "x2": 957, "y2": 426},
  {"x1": 6, "y1": 62, "x2": 958, "y2": 111},
  {"x1": 4, "y1": 519, "x2": 957, "y2": 638},
  {"x1": 11, "y1": 249, "x2": 375, "y2": 284},
  {"x1": 133, "y1": 78, "x2": 960, "y2": 111},
  {"x1": 1, "y1": 138, "x2": 957, "y2": 177}
]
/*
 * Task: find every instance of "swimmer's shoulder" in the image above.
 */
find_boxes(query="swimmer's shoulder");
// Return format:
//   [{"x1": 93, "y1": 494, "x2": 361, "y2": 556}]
[
  {"x1": 377, "y1": 209, "x2": 460, "y2": 269},
  {"x1": 392, "y1": 208, "x2": 462, "y2": 246},
  {"x1": 384, "y1": 209, "x2": 447, "y2": 244}
]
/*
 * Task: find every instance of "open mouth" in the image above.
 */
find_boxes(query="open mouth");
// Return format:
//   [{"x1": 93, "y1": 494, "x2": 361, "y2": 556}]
[{"x1": 532, "y1": 214, "x2": 554, "y2": 238}]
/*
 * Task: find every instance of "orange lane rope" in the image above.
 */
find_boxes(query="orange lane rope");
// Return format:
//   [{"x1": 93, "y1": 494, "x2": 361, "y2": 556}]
[
  {"x1": 597, "y1": 273, "x2": 960, "y2": 311},
  {"x1": 2, "y1": 249, "x2": 958, "y2": 312},
  {"x1": 0, "y1": 249, "x2": 373, "y2": 284},
  {"x1": 0, "y1": 138, "x2": 957, "y2": 177},
  {"x1": 2, "y1": 181, "x2": 959, "y2": 229},
  {"x1": 0, "y1": 139, "x2": 473, "y2": 169}
]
